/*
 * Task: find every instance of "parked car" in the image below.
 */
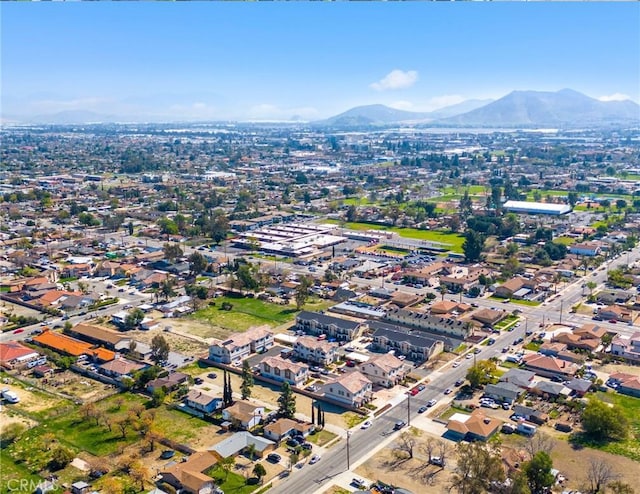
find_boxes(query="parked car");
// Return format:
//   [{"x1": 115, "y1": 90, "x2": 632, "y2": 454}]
[
  {"x1": 452, "y1": 361, "x2": 460, "y2": 368},
  {"x1": 417, "y1": 405, "x2": 428, "y2": 413},
  {"x1": 267, "y1": 453, "x2": 281, "y2": 463},
  {"x1": 351, "y1": 478, "x2": 367, "y2": 489},
  {"x1": 207, "y1": 373, "x2": 217, "y2": 379},
  {"x1": 429, "y1": 456, "x2": 445, "y2": 466},
  {"x1": 309, "y1": 454, "x2": 321, "y2": 464},
  {"x1": 301, "y1": 442, "x2": 313, "y2": 451},
  {"x1": 194, "y1": 377, "x2": 204, "y2": 385},
  {"x1": 160, "y1": 450, "x2": 175, "y2": 460},
  {"x1": 454, "y1": 379, "x2": 464, "y2": 387},
  {"x1": 361, "y1": 420, "x2": 372, "y2": 429},
  {"x1": 418, "y1": 384, "x2": 426, "y2": 391},
  {"x1": 443, "y1": 388, "x2": 452, "y2": 395},
  {"x1": 286, "y1": 438, "x2": 300, "y2": 448},
  {"x1": 427, "y1": 399, "x2": 437, "y2": 407}
]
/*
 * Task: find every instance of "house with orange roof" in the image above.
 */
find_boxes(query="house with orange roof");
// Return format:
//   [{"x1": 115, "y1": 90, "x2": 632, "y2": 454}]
[
  {"x1": 522, "y1": 354, "x2": 579, "y2": 379},
  {"x1": 159, "y1": 451, "x2": 219, "y2": 494},
  {"x1": 446, "y1": 409, "x2": 502, "y2": 441},
  {"x1": 99, "y1": 357, "x2": 146, "y2": 378},
  {"x1": 0, "y1": 342, "x2": 41, "y2": 369}
]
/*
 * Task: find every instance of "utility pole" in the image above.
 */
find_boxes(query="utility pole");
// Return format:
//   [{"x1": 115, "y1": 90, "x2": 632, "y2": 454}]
[
  {"x1": 407, "y1": 393, "x2": 411, "y2": 426},
  {"x1": 346, "y1": 431, "x2": 352, "y2": 470},
  {"x1": 560, "y1": 299, "x2": 563, "y2": 324}
]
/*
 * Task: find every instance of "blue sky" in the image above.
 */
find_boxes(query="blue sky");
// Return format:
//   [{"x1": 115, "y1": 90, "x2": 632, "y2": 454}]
[{"x1": 2, "y1": 2, "x2": 639, "y2": 121}]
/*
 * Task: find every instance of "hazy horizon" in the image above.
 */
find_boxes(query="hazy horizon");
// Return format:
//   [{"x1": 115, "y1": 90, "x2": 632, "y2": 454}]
[{"x1": 2, "y1": 2, "x2": 639, "y2": 122}]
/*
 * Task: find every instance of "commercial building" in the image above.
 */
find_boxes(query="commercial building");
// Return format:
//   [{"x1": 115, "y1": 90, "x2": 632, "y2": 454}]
[{"x1": 503, "y1": 200, "x2": 571, "y2": 215}]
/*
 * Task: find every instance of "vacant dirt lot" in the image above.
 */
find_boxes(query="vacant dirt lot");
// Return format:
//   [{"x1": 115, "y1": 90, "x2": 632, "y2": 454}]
[
  {"x1": 503, "y1": 434, "x2": 640, "y2": 490},
  {"x1": 128, "y1": 326, "x2": 210, "y2": 356},
  {"x1": 355, "y1": 444, "x2": 454, "y2": 494}
]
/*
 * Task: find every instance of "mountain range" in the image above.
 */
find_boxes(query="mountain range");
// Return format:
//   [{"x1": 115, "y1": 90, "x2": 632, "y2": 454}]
[
  {"x1": 4, "y1": 89, "x2": 639, "y2": 128},
  {"x1": 316, "y1": 89, "x2": 639, "y2": 128}
]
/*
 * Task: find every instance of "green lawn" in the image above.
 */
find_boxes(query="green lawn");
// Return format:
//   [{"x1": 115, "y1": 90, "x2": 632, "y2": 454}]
[
  {"x1": 206, "y1": 466, "x2": 256, "y2": 494},
  {"x1": 192, "y1": 296, "x2": 318, "y2": 330},
  {"x1": 323, "y1": 220, "x2": 465, "y2": 253},
  {"x1": 509, "y1": 299, "x2": 542, "y2": 307},
  {"x1": 306, "y1": 429, "x2": 337, "y2": 447},
  {"x1": 553, "y1": 236, "x2": 577, "y2": 246},
  {"x1": 523, "y1": 342, "x2": 541, "y2": 351}
]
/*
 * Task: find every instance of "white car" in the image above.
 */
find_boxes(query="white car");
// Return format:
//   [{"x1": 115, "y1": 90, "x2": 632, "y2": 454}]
[
  {"x1": 360, "y1": 420, "x2": 372, "y2": 430},
  {"x1": 309, "y1": 455, "x2": 321, "y2": 465},
  {"x1": 452, "y1": 361, "x2": 460, "y2": 368}
]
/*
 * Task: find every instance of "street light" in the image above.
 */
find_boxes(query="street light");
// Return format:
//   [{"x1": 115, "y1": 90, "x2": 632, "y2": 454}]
[{"x1": 346, "y1": 431, "x2": 352, "y2": 470}]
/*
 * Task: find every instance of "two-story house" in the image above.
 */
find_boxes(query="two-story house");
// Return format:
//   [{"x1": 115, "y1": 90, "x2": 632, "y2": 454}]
[
  {"x1": 296, "y1": 311, "x2": 363, "y2": 341},
  {"x1": 293, "y1": 336, "x2": 338, "y2": 366},
  {"x1": 259, "y1": 356, "x2": 309, "y2": 387},
  {"x1": 208, "y1": 325, "x2": 274, "y2": 364},
  {"x1": 369, "y1": 321, "x2": 445, "y2": 360},
  {"x1": 222, "y1": 400, "x2": 265, "y2": 430},
  {"x1": 610, "y1": 331, "x2": 640, "y2": 363},
  {"x1": 323, "y1": 371, "x2": 372, "y2": 407},
  {"x1": 360, "y1": 353, "x2": 407, "y2": 388}
]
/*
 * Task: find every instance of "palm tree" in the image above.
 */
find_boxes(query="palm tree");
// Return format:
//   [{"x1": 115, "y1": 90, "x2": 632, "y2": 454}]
[
  {"x1": 219, "y1": 456, "x2": 235, "y2": 480},
  {"x1": 439, "y1": 284, "x2": 448, "y2": 301},
  {"x1": 246, "y1": 443, "x2": 257, "y2": 462}
]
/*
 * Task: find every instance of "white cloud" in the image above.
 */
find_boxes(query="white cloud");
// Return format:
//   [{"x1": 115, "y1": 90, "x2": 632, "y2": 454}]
[
  {"x1": 32, "y1": 97, "x2": 114, "y2": 112},
  {"x1": 598, "y1": 93, "x2": 631, "y2": 102},
  {"x1": 388, "y1": 101, "x2": 414, "y2": 111},
  {"x1": 370, "y1": 70, "x2": 418, "y2": 91}
]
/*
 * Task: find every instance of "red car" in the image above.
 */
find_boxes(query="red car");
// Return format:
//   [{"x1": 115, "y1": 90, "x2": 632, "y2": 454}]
[
  {"x1": 609, "y1": 319, "x2": 618, "y2": 324},
  {"x1": 410, "y1": 388, "x2": 420, "y2": 396},
  {"x1": 13, "y1": 328, "x2": 24, "y2": 334}
]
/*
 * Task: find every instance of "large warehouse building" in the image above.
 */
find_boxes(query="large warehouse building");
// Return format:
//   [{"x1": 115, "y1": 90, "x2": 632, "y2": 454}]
[{"x1": 503, "y1": 200, "x2": 571, "y2": 215}]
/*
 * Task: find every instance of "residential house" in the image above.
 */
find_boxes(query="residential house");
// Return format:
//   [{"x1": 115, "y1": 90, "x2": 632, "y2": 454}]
[
  {"x1": 360, "y1": 353, "x2": 407, "y2": 388},
  {"x1": 369, "y1": 321, "x2": 445, "y2": 360},
  {"x1": 259, "y1": 356, "x2": 309, "y2": 387},
  {"x1": 209, "y1": 431, "x2": 275, "y2": 459},
  {"x1": 471, "y1": 308, "x2": 508, "y2": 328},
  {"x1": 296, "y1": 311, "x2": 363, "y2": 341},
  {"x1": 569, "y1": 242, "x2": 602, "y2": 257},
  {"x1": 388, "y1": 291, "x2": 422, "y2": 308},
  {"x1": 33, "y1": 329, "x2": 115, "y2": 362},
  {"x1": 160, "y1": 451, "x2": 218, "y2": 494},
  {"x1": 208, "y1": 325, "x2": 274, "y2": 364},
  {"x1": 293, "y1": 336, "x2": 338, "y2": 366},
  {"x1": 439, "y1": 265, "x2": 491, "y2": 293},
  {"x1": 551, "y1": 325, "x2": 604, "y2": 352},
  {"x1": 565, "y1": 378, "x2": 593, "y2": 397},
  {"x1": 522, "y1": 354, "x2": 579, "y2": 379},
  {"x1": 494, "y1": 276, "x2": 539, "y2": 300},
  {"x1": 66, "y1": 323, "x2": 132, "y2": 351},
  {"x1": 99, "y1": 357, "x2": 146, "y2": 379},
  {"x1": 147, "y1": 372, "x2": 190, "y2": 394},
  {"x1": 430, "y1": 300, "x2": 470, "y2": 315},
  {"x1": 483, "y1": 382, "x2": 522, "y2": 404},
  {"x1": 513, "y1": 405, "x2": 549, "y2": 425},
  {"x1": 384, "y1": 308, "x2": 472, "y2": 339},
  {"x1": 184, "y1": 389, "x2": 222, "y2": 414},
  {"x1": 499, "y1": 369, "x2": 536, "y2": 389},
  {"x1": 610, "y1": 332, "x2": 640, "y2": 363},
  {"x1": 596, "y1": 305, "x2": 634, "y2": 324},
  {"x1": 263, "y1": 418, "x2": 314, "y2": 442},
  {"x1": 530, "y1": 381, "x2": 570, "y2": 399},
  {"x1": 222, "y1": 400, "x2": 265, "y2": 430},
  {"x1": 0, "y1": 342, "x2": 41, "y2": 369},
  {"x1": 445, "y1": 409, "x2": 502, "y2": 442},
  {"x1": 323, "y1": 371, "x2": 372, "y2": 407},
  {"x1": 596, "y1": 290, "x2": 633, "y2": 305},
  {"x1": 608, "y1": 372, "x2": 640, "y2": 398},
  {"x1": 539, "y1": 342, "x2": 568, "y2": 357}
]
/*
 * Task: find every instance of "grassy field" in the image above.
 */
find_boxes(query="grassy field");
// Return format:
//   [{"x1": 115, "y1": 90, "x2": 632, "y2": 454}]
[
  {"x1": 579, "y1": 392, "x2": 640, "y2": 461},
  {"x1": 509, "y1": 299, "x2": 542, "y2": 307},
  {"x1": 0, "y1": 451, "x2": 43, "y2": 494},
  {"x1": 192, "y1": 296, "x2": 331, "y2": 331},
  {"x1": 553, "y1": 236, "x2": 577, "y2": 246},
  {"x1": 323, "y1": 220, "x2": 465, "y2": 253}
]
